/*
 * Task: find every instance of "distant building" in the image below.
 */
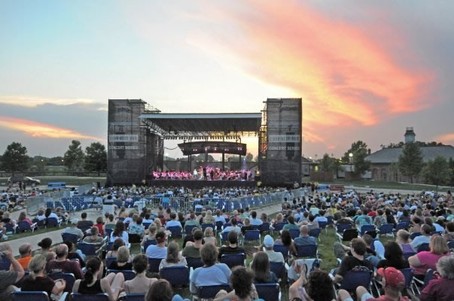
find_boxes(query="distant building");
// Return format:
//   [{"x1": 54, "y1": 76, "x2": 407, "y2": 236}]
[{"x1": 366, "y1": 128, "x2": 454, "y2": 182}]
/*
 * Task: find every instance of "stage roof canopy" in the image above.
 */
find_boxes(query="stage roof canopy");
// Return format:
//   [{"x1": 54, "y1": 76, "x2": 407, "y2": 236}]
[{"x1": 139, "y1": 113, "x2": 262, "y2": 138}]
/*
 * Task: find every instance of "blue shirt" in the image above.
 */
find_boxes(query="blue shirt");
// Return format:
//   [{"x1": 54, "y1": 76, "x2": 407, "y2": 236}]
[
  {"x1": 190, "y1": 263, "x2": 231, "y2": 294},
  {"x1": 146, "y1": 245, "x2": 167, "y2": 259}
]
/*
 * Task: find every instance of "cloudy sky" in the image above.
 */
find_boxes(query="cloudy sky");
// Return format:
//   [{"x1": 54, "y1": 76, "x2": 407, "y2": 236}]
[{"x1": 1, "y1": 1, "x2": 453, "y2": 159}]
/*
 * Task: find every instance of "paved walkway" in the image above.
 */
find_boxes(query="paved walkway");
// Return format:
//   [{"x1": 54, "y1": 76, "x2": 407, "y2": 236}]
[{"x1": 4, "y1": 203, "x2": 283, "y2": 257}]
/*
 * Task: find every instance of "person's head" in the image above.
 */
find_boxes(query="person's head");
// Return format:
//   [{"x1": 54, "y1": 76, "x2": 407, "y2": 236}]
[
  {"x1": 276, "y1": 213, "x2": 283, "y2": 222},
  {"x1": 18, "y1": 211, "x2": 27, "y2": 221},
  {"x1": 55, "y1": 243, "x2": 69, "y2": 259},
  {"x1": 166, "y1": 242, "x2": 180, "y2": 263},
  {"x1": 90, "y1": 226, "x2": 99, "y2": 236},
  {"x1": 170, "y1": 212, "x2": 176, "y2": 220},
  {"x1": 384, "y1": 241, "x2": 403, "y2": 261},
  {"x1": 362, "y1": 233, "x2": 373, "y2": 245},
  {"x1": 230, "y1": 266, "x2": 254, "y2": 299},
  {"x1": 243, "y1": 218, "x2": 250, "y2": 226},
  {"x1": 200, "y1": 243, "x2": 218, "y2": 266},
  {"x1": 263, "y1": 234, "x2": 274, "y2": 250},
  {"x1": 96, "y1": 216, "x2": 103, "y2": 224},
  {"x1": 108, "y1": 214, "x2": 114, "y2": 222},
  {"x1": 113, "y1": 221, "x2": 125, "y2": 237},
  {"x1": 446, "y1": 221, "x2": 454, "y2": 233},
  {"x1": 251, "y1": 211, "x2": 257, "y2": 219},
  {"x1": 436, "y1": 255, "x2": 454, "y2": 280},
  {"x1": 81, "y1": 212, "x2": 88, "y2": 219},
  {"x1": 350, "y1": 238, "x2": 367, "y2": 256},
  {"x1": 280, "y1": 230, "x2": 292, "y2": 246},
  {"x1": 132, "y1": 254, "x2": 148, "y2": 274},
  {"x1": 85, "y1": 257, "x2": 103, "y2": 283},
  {"x1": 112, "y1": 238, "x2": 125, "y2": 251},
  {"x1": 148, "y1": 224, "x2": 157, "y2": 236},
  {"x1": 287, "y1": 215, "x2": 295, "y2": 224},
  {"x1": 117, "y1": 246, "x2": 130, "y2": 263},
  {"x1": 306, "y1": 270, "x2": 335, "y2": 301},
  {"x1": 377, "y1": 267, "x2": 405, "y2": 292},
  {"x1": 203, "y1": 227, "x2": 213, "y2": 238},
  {"x1": 396, "y1": 229, "x2": 410, "y2": 243},
  {"x1": 300, "y1": 224, "x2": 309, "y2": 236},
  {"x1": 193, "y1": 229, "x2": 203, "y2": 241},
  {"x1": 18, "y1": 243, "x2": 32, "y2": 257},
  {"x1": 430, "y1": 235, "x2": 449, "y2": 255},
  {"x1": 28, "y1": 254, "x2": 47, "y2": 277},
  {"x1": 228, "y1": 231, "x2": 238, "y2": 245},
  {"x1": 421, "y1": 224, "x2": 432, "y2": 235},
  {"x1": 156, "y1": 231, "x2": 167, "y2": 245},
  {"x1": 251, "y1": 251, "x2": 270, "y2": 282},
  {"x1": 38, "y1": 238, "x2": 52, "y2": 250},
  {"x1": 145, "y1": 279, "x2": 173, "y2": 301}
]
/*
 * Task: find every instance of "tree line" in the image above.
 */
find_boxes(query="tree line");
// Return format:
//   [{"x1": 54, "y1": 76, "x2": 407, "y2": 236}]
[{"x1": 0, "y1": 140, "x2": 107, "y2": 176}]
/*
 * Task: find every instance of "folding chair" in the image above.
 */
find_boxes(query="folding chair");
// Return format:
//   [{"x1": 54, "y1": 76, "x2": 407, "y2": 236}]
[
  {"x1": 270, "y1": 261, "x2": 287, "y2": 280},
  {"x1": 289, "y1": 229, "x2": 300, "y2": 239},
  {"x1": 220, "y1": 253, "x2": 245, "y2": 269},
  {"x1": 258, "y1": 222, "x2": 270, "y2": 235},
  {"x1": 400, "y1": 268, "x2": 418, "y2": 295},
  {"x1": 77, "y1": 242, "x2": 102, "y2": 257},
  {"x1": 0, "y1": 255, "x2": 11, "y2": 270},
  {"x1": 220, "y1": 231, "x2": 230, "y2": 244},
  {"x1": 148, "y1": 258, "x2": 162, "y2": 273},
  {"x1": 159, "y1": 266, "x2": 190, "y2": 287},
  {"x1": 339, "y1": 270, "x2": 373, "y2": 292},
  {"x1": 123, "y1": 294, "x2": 145, "y2": 301},
  {"x1": 46, "y1": 217, "x2": 60, "y2": 228},
  {"x1": 16, "y1": 221, "x2": 37, "y2": 233},
  {"x1": 71, "y1": 293, "x2": 109, "y2": 301},
  {"x1": 360, "y1": 225, "x2": 376, "y2": 236},
  {"x1": 271, "y1": 222, "x2": 286, "y2": 233},
  {"x1": 197, "y1": 284, "x2": 231, "y2": 299},
  {"x1": 61, "y1": 233, "x2": 80, "y2": 244},
  {"x1": 186, "y1": 257, "x2": 203, "y2": 269},
  {"x1": 201, "y1": 223, "x2": 215, "y2": 233},
  {"x1": 378, "y1": 224, "x2": 394, "y2": 237},
  {"x1": 337, "y1": 228, "x2": 359, "y2": 242},
  {"x1": 184, "y1": 225, "x2": 197, "y2": 236},
  {"x1": 243, "y1": 230, "x2": 260, "y2": 245},
  {"x1": 167, "y1": 226, "x2": 182, "y2": 239},
  {"x1": 336, "y1": 223, "x2": 352, "y2": 234},
  {"x1": 273, "y1": 245, "x2": 290, "y2": 262},
  {"x1": 295, "y1": 244, "x2": 318, "y2": 258},
  {"x1": 417, "y1": 243, "x2": 430, "y2": 253},
  {"x1": 142, "y1": 239, "x2": 157, "y2": 253},
  {"x1": 309, "y1": 228, "x2": 321, "y2": 241},
  {"x1": 49, "y1": 272, "x2": 76, "y2": 292},
  {"x1": 12, "y1": 291, "x2": 68, "y2": 301},
  {"x1": 255, "y1": 283, "x2": 280, "y2": 301}
]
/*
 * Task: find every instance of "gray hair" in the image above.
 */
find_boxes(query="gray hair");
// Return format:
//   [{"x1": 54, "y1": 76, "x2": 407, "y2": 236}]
[{"x1": 437, "y1": 255, "x2": 454, "y2": 280}]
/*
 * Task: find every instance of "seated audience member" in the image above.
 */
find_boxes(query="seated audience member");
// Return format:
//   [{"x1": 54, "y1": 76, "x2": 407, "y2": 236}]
[
  {"x1": 218, "y1": 231, "x2": 245, "y2": 259},
  {"x1": 420, "y1": 255, "x2": 454, "y2": 301},
  {"x1": 21, "y1": 254, "x2": 66, "y2": 297},
  {"x1": 128, "y1": 215, "x2": 145, "y2": 237},
  {"x1": 104, "y1": 214, "x2": 116, "y2": 233},
  {"x1": 124, "y1": 254, "x2": 158, "y2": 294},
  {"x1": 410, "y1": 224, "x2": 432, "y2": 251},
  {"x1": 64, "y1": 241, "x2": 86, "y2": 268},
  {"x1": 141, "y1": 224, "x2": 158, "y2": 247},
  {"x1": 250, "y1": 210, "x2": 263, "y2": 226},
  {"x1": 283, "y1": 215, "x2": 299, "y2": 231},
  {"x1": 159, "y1": 241, "x2": 187, "y2": 270},
  {"x1": 203, "y1": 210, "x2": 215, "y2": 225},
  {"x1": 362, "y1": 233, "x2": 385, "y2": 267},
  {"x1": 241, "y1": 218, "x2": 254, "y2": 235},
  {"x1": 145, "y1": 279, "x2": 189, "y2": 301},
  {"x1": 72, "y1": 257, "x2": 124, "y2": 301},
  {"x1": 262, "y1": 235, "x2": 285, "y2": 263},
  {"x1": 333, "y1": 238, "x2": 374, "y2": 284},
  {"x1": 221, "y1": 218, "x2": 242, "y2": 234},
  {"x1": 108, "y1": 246, "x2": 132, "y2": 270},
  {"x1": 18, "y1": 211, "x2": 33, "y2": 225},
  {"x1": 182, "y1": 229, "x2": 203, "y2": 258},
  {"x1": 339, "y1": 267, "x2": 408, "y2": 301},
  {"x1": 76, "y1": 212, "x2": 94, "y2": 233},
  {"x1": 46, "y1": 243, "x2": 83, "y2": 279},
  {"x1": 190, "y1": 243, "x2": 231, "y2": 294},
  {"x1": 251, "y1": 252, "x2": 278, "y2": 283},
  {"x1": 203, "y1": 227, "x2": 216, "y2": 246},
  {"x1": 0, "y1": 243, "x2": 25, "y2": 301},
  {"x1": 146, "y1": 231, "x2": 168, "y2": 259},
  {"x1": 94, "y1": 216, "x2": 105, "y2": 237},
  {"x1": 443, "y1": 221, "x2": 454, "y2": 242},
  {"x1": 36, "y1": 237, "x2": 56, "y2": 262},
  {"x1": 294, "y1": 224, "x2": 317, "y2": 246},
  {"x1": 165, "y1": 212, "x2": 183, "y2": 229},
  {"x1": 83, "y1": 226, "x2": 105, "y2": 248},
  {"x1": 17, "y1": 243, "x2": 33, "y2": 270},
  {"x1": 105, "y1": 238, "x2": 124, "y2": 259},
  {"x1": 213, "y1": 266, "x2": 261, "y2": 301},
  {"x1": 409, "y1": 235, "x2": 449, "y2": 280},
  {"x1": 289, "y1": 265, "x2": 335, "y2": 301},
  {"x1": 110, "y1": 221, "x2": 129, "y2": 245},
  {"x1": 377, "y1": 241, "x2": 409, "y2": 270},
  {"x1": 182, "y1": 226, "x2": 200, "y2": 248},
  {"x1": 396, "y1": 229, "x2": 416, "y2": 255},
  {"x1": 274, "y1": 229, "x2": 298, "y2": 257},
  {"x1": 63, "y1": 220, "x2": 84, "y2": 240}
]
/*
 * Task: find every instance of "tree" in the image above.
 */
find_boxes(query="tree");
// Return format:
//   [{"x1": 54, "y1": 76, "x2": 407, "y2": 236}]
[
  {"x1": 319, "y1": 153, "x2": 336, "y2": 173},
  {"x1": 84, "y1": 142, "x2": 107, "y2": 176},
  {"x1": 64, "y1": 140, "x2": 85, "y2": 173},
  {"x1": 398, "y1": 142, "x2": 423, "y2": 183},
  {"x1": 1, "y1": 142, "x2": 29, "y2": 175},
  {"x1": 343, "y1": 141, "x2": 370, "y2": 177},
  {"x1": 449, "y1": 158, "x2": 454, "y2": 188},
  {"x1": 423, "y1": 156, "x2": 449, "y2": 189}
]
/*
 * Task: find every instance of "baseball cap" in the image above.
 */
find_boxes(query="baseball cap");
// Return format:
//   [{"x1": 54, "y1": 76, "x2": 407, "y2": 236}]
[
  {"x1": 263, "y1": 235, "x2": 274, "y2": 248},
  {"x1": 377, "y1": 267, "x2": 405, "y2": 288}
]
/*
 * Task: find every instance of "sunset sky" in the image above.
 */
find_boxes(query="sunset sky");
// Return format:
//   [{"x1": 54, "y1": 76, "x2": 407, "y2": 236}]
[{"x1": 1, "y1": 1, "x2": 453, "y2": 159}]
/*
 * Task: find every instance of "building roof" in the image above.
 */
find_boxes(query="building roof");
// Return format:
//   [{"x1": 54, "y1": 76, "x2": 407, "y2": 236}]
[
  {"x1": 139, "y1": 112, "x2": 262, "y2": 137},
  {"x1": 366, "y1": 145, "x2": 454, "y2": 164}
]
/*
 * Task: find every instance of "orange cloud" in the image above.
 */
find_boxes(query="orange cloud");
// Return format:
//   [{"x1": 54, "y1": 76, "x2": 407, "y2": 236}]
[
  {"x1": 0, "y1": 116, "x2": 102, "y2": 140},
  {"x1": 0, "y1": 96, "x2": 104, "y2": 109},
  {"x1": 436, "y1": 133, "x2": 454, "y2": 144},
  {"x1": 197, "y1": 1, "x2": 433, "y2": 147}
]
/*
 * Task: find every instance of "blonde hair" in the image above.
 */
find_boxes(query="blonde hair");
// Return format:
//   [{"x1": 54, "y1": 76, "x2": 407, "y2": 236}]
[
  {"x1": 117, "y1": 246, "x2": 130, "y2": 263},
  {"x1": 29, "y1": 254, "x2": 47, "y2": 278},
  {"x1": 204, "y1": 227, "x2": 214, "y2": 237},
  {"x1": 430, "y1": 235, "x2": 449, "y2": 255}
]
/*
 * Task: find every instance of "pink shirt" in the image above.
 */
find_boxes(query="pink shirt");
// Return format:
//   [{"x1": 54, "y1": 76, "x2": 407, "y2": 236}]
[{"x1": 412, "y1": 251, "x2": 446, "y2": 275}]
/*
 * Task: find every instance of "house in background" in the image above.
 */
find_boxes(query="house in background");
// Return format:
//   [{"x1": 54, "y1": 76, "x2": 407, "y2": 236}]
[{"x1": 366, "y1": 127, "x2": 454, "y2": 182}]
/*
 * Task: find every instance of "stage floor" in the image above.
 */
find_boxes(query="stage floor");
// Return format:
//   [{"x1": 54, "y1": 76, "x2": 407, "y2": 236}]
[{"x1": 147, "y1": 179, "x2": 257, "y2": 188}]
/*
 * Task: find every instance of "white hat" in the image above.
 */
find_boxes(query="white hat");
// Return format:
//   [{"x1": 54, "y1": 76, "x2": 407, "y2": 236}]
[{"x1": 263, "y1": 235, "x2": 274, "y2": 248}]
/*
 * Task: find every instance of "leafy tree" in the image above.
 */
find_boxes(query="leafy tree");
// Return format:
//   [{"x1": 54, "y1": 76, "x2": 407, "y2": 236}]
[
  {"x1": 48, "y1": 156, "x2": 65, "y2": 166},
  {"x1": 319, "y1": 154, "x2": 336, "y2": 173},
  {"x1": 449, "y1": 158, "x2": 454, "y2": 188},
  {"x1": 398, "y1": 142, "x2": 424, "y2": 183},
  {"x1": 343, "y1": 141, "x2": 370, "y2": 176},
  {"x1": 84, "y1": 142, "x2": 107, "y2": 176},
  {"x1": 64, "y1": 140, "x2": 85, "y2": 173},
  {"x1": 1, "y1": 142, "x2": 29, "y2": 175},
  {"x1": 423, "y1": 156, "x2": 449, "y2": 189}
]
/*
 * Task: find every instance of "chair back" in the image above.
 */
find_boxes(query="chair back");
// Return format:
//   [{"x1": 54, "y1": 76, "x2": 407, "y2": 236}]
[
  {"x1": 61, "y1": 233, "x2": 80, "y2": 244},
  {"x1": 244, "y1": 230, "x2": 260, "y2": 242},
  {"x1": 220, "y1": 231, "x2": 230, "y2": 243},
  {"x1": 448, "y1": 240, "x2": 454, "y2": 250},
  {"x1": 197, "y1": 285, "x2": 231, "y2": 299},
  {"x1": 148, "y1": 258, "x2": 162, "y2": 273},
  {"x1": 309, "y1": 228, "x2": 321, "y2": 239},
  {"x1": 77, "y1": 242, "x2": 99, "y2": 256},
  {"x1": 186, "y1": 257, "x2": 203, "y2": 269},
  {"x1": 396, "y1": 221, "x2": 410, "y2": 231},
  {"x1": 215, "y1": 221, "x2": 224, "y2": 232},
  {"x1": 336, "y1": 223, "x2": 352, "y2": 233},
  {"x1": 295, "y1": 244, "x2": 317, "y2": 258},
  {"x1": 107, "y1": 269, "x2": 136, "y2": 281},
  {"x1": 159, "y1": 266, "x2": 190, "y2": 287},
  {"x1": 17, "y1": 221, "x2": 32, "y2": 233},
  {"x1": 71, "y1": 293, "x2": 109, "y2": 301},
  {"x1": 105, "y1": 257, "x2": 117, "y2": 268},
  {"x1": 123, "y1": 294, "x2": 145, "y2": 301},
  {"x1": 201, "y1": 223, "x2": 215, "y2": 232},
  {"x1": 378, "y1": 224, "x2": 394, "y2": 235},
  {"x1": 128, "y1": 234, "x2": 141, "y2": 244},
  {"x1": 318, "y1": 221, "x2": 328, "y2": 230},
  {"x1": 417, "y1": 243, "x2": 430, "y2": 253},
  {"x1": 184, "y1": 225, "x2": 197, "y2": 236},
  {"x1": 220, "y1": 253, "x2": 245, "y2": 268},
  {"x1": 410, "y1": 232, "x2": 421, "y2": 240},
  {"x1": 273, "y1": 245, "x2": 289, "y2": 261},
  {"x1": 340, "y1": 270, "x2": 372, "y2": 291},
  {"x1": 360, "y1": 225, "x2": 376, "y2": 236},
  {"x1": 142, "y1": 239, "x2": 157, "y2": 253},
  {"x1": 255, "y1": 283, "x2": 280, "y2": 301},
  {"x1": 258, "y1": 222, "x2": 270, "y2": 234},
  {"x1": 49, "y1": 272, "x2": 76, "y2": 292},
  {"x1": 0, "y1": 255, "x2": 11, "y2": 270},
  {"x1": 269, "y1": 262, "x2": 286, "y2": 280},
  {"x1": 289, "y1": 229, "x2": 299, "y2": 239},
  {"x1": 341, "y1": 229, "x2": 359, "y2": 242},
  {"x1": 12, "y1": 291, "x2": 50, "y2": 301},
  {"x1": 399, "y1": 268, "x2": 414, "y2": 289},
  {"x1": 46, "y1": 217, "x2": 59, "y2": 228},
  {"x1": 167, "y1": 226, "x2": 182, "y2": 238}
]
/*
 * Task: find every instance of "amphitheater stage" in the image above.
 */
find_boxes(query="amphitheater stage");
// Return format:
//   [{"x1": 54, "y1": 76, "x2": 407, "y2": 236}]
[{"x1": 147, "y1": 179, "x2": 257, "y2": 189}]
